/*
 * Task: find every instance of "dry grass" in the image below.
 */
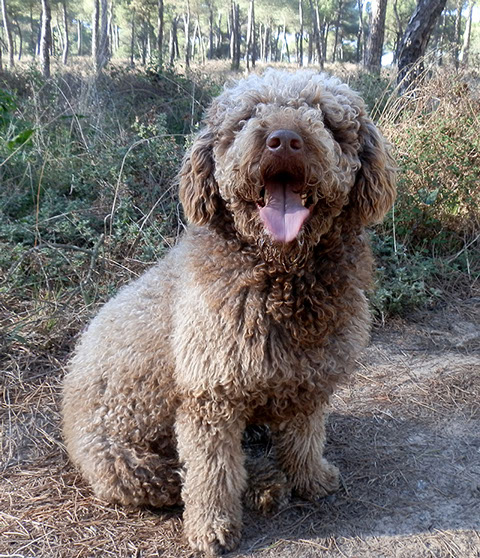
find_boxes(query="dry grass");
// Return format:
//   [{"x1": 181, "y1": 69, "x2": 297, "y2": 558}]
[
  {"x1": 0, "y1": 358, "x2": 190, "y2": 558},
  {"x1": 1, "y1": 465, "x2": 187, "y2": 557},
  {"x1": 2, "y1": 300, "x2": 479, "y2": 558}
]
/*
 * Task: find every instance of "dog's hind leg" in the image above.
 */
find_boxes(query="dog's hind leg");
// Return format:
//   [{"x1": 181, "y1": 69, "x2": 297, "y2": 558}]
[
  {"x1": 243, "y1": 455, "x2": 291, "y2": 514},
  {"x1": 67, "y1": 429, "x2": 182, "y2": 508},
  {"x1": 242, "y1": 425, "x2": 291, "y2": 514}
]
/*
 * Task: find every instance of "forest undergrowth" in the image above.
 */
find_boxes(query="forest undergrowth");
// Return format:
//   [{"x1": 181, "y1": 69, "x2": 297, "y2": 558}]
[{"x1": 1, "y1": 61, "x2": 479, "y2": 371}]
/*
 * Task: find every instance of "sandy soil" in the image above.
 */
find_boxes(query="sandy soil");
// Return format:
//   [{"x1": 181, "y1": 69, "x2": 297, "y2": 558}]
[{"x1": 1, "y1": 299, "x2": 479, "y2": 558}]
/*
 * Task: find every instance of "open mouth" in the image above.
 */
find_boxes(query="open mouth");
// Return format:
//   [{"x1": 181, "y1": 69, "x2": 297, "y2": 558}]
[{"x1": 256, "y1": 171, "x2": 314, "y2": 244}]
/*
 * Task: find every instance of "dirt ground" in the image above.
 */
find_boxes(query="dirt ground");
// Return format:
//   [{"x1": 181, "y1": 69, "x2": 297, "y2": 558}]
[{"x1": 1, "y1": 299, "x2": 479, "y2": 558}]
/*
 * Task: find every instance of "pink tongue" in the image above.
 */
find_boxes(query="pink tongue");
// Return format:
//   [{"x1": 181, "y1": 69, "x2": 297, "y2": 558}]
[{"x1": 259, "y1": 182, "x2": 310, "y2": 243}]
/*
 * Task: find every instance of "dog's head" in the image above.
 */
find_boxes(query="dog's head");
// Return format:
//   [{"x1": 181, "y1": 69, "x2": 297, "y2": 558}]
[{"x1": 180, "y1": 70, "x2": 396, "y2": 258}]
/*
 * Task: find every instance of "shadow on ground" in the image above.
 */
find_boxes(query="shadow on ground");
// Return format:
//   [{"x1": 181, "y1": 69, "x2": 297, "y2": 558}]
[{"x1": 239, "y1": 411, "x2": 480, "y2": 556}]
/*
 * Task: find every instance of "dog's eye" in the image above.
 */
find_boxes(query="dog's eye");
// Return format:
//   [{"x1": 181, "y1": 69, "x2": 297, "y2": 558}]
[{"x1": 235, "y1": 118, "x2": 248, "y2": 131}]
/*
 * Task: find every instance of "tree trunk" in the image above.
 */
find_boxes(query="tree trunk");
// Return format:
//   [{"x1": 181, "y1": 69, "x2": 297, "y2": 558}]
[
  {"x1": 264, "y1": 25, "x2": 269, "y2": 62},
  {"x1": 36, "y1": 11, "x2": 42, "y2": 55},
  {"x1": 157, "y1": 0, "x2": 164, "y2": 66},
  {"x1": 436, "y1": 11, "x2": 447, "y2": 65},
  {"x1": 364, "y1": 0, "x2": 388, "y2": 72},
  {"x1": 298, "y1": 0, "x2": 304, "y2": 66},
  {"x1": 273, "y1": 25, "x2": 281, "y2": 61},
  {"x1": 14, "y1": 16, "x2": 22, "y2": 60},
  {"x1": 208, "y1": 1, "x2": 214, "y2": 59},
  {"x1": 246, "y1": 0, "x2": 255, "y2": 70},
  {"x1": 259, "y1": 23, "x2": 264, "y2": 60},
  {"x1": 108, "y1": 20, "x2": 112, "y2": 54},
  {"x1": 169, "y1": 27, "x2": 174, "y2": 66},
  {"x1": 230, "y1": 2, "x2": 241, "y2": 70},
  {"x1": 356, "y1": 0, "x2": 364, "y2": 63},
  {"x1": 246, "y1": 0, "x2": 252, "y2": 69},
  {"x1": 231, "y1": 4, "x2": 236, "y2": 65},
  {"x1": 261, "y1": 27, "x2": 265, "y2": 61},
  {"x1": 141, "y1": 19, "x2": 148, "y2": 64},
  {"x1": 130, "y1": 7, "x2": 135, "y2": 67},
  {"x1": 61, "y1": 0, "x2": 69, "y2": 64},
  {"x1": 93, "y1": 0, "x2": 109, "y2": 72},
  {"x1": 460, "y1": 0, "x2": 475, "y2": 64},
  {"x1": 332, "y1": 0, "x2": 343, "y2": 63},
  {"x1": 30, "y1": 7, "x2": 36, "y2": 56},
  {"x1": 397, "y1": 0, "x2": 448, "y2": 90},
  {"x1": 264, "y1": 25, "x2": 270, "y2": 62},
  {"x1": 227, "y1": 8, "x2": 232, "y2": 49},
  {"x1": 147, "y1": 24, "x2": 151, "y2": 62},
  {"x1": 92, "y1": 0, "x2": 99, "y2": 68},
  {"x1": 139, "y1": 19, "x2": 147, "y2": 65},
  {"x1": 322, "y1": 21, "x2": 329, "y2": 61},
  {"x1": 453, "y1": 0, "x2": 463, "y2": 68},
  {"x1": 235, "y1": 3, "x2": 241, "y2": 69},
  {"x1": 111, "y1": 23, "x2": 115, "y2": 53},
  {"x1": 1, "y1": 0, "x2": 14, "y2": 67},
  {"x1": 77, "y1": 19, "x2": 83, "y2": 55},
  {"x1": 40, "y1": 0, "x2": 52, "y2": 78},
  {"x1": 98, "y1": 0, "x2": 109, "y2": 70},
  {"x1": 195, "y1": 18, "x2": 207, "y2": 64},
  {"x1": 308, "y1": 0, "x2": 323, "y2": 69},
  {"x1": 52, "y1": 22, "x2": 59, "y2": 57},
  {"x1": 252, "y1": 3, "x2": 256, "y2": 67},
  {"x1": 282, "y1": 21, "x2": 290, "y2": 62},
  {"x1": 215, "y1": 12, "x2": 222, "y2": 53},
  {"x1": 169, "y1": 16, "x2": 179, "y2": 65},
  {"x1": 183, "y1": 1, "x2": 191, "y2": 68}
]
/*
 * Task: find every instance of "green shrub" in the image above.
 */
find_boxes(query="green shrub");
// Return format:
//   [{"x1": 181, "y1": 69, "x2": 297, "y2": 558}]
[
  {"x1": 361, "y1": 68, "x2": 479, "y2": 319},
  {"x1": 1, "y1": 64, "x2": 479, "y2": 357},
  {"x1": 369, "y1": 232, "x2": 444, "y2": 318},
  {"x1": 0, "y1": 68, "x2": 215, "y2": 358},
  {"x1": 379, "y1": 69, "x2": 480, "y2": 253}
]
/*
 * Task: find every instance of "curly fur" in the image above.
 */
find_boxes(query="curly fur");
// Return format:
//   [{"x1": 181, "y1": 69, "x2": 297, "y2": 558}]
[{"x1": 62, "y1": 69, "x2": 396, "y2": 556}]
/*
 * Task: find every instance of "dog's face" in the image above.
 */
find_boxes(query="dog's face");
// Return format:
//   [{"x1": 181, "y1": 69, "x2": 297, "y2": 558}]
[{"x1": 180, "y1": 70, "x2": 396, "y2": 259}]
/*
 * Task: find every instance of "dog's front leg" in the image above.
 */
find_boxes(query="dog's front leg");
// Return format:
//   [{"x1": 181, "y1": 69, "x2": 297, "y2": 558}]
[
  {"x1": 176, "y1": 398, "x2": 246, "y2": 556},
  {"x1": 274, "y1": 405, "x2": 339, "y2": 501}
]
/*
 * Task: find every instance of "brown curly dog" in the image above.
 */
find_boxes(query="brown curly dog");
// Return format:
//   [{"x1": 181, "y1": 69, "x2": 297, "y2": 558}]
[{"x1": 62, "y1": 69, "x2": 396, "y2": 556}]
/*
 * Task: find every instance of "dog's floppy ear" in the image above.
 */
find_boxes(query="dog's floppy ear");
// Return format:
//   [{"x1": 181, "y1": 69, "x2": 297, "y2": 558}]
[
  {"x1": 350, "y1": 119, "x2": 396, "y2": 226},
  {"x1": 179, "y1": 128, "x2": 221, "y2": 225}
]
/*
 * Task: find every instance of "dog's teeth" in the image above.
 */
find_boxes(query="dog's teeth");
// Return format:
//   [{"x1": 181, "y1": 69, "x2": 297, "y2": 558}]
[{"x1": 257, "y1": 188, "x2": 266, "y2": 207}]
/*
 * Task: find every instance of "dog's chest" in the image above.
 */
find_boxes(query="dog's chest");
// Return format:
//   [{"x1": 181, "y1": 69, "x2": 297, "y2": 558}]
[
  {"x1": 226, "y1": 274, "x2": 344, "y2": 352},
  {"x1": 223, "y1": 280, "x2": 344, "y2": 387},
  {"x1": 244, "y1": 317, "x2": 334, "y2": 406},
  {"x1": 183, "y1": 240, "x2": 362, "y2": 406}
]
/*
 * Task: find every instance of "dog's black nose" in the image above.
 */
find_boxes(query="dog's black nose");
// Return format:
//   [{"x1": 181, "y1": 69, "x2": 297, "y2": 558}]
[{"x1": 266, "y1": 129, "x2": 304, "y2": 154}]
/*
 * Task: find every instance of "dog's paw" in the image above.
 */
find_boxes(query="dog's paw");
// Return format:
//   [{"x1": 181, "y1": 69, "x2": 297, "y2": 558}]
[
  {"x1": 295, "y1": 460, "x2": 340, "y2": 502},
  {"x1": 244, "y1": 479, "x2": 291, "y2": 515},
  {"x1": 244, "y1": 459, "x2": 291, "y2": 514},
  {"x1": 184, "y1": 514, "x2": 242, "y2": 556}
]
